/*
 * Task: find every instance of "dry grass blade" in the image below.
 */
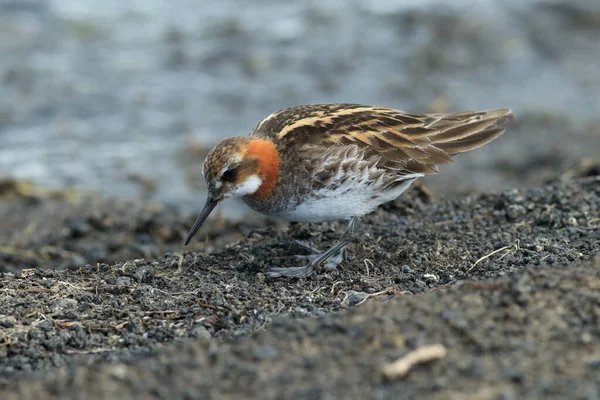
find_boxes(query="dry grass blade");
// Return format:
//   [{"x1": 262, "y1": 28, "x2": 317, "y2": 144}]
[
  {"x1": 381, "y1": 344, "x2": 448, "y2": 380},
  {"x1": 468, "y1": 242, "x2": 519, "y2": 272}
]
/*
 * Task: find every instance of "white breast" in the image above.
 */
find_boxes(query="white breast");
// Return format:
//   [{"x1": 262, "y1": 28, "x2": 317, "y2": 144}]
[{"x1": 270, "y1": 174, "x2": 422, "y2": 223}]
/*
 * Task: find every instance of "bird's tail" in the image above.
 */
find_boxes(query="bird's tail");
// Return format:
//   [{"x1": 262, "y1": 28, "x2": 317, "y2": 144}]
[{"x1": 425, "y1": 108, "x2": 515, "y2": 156}]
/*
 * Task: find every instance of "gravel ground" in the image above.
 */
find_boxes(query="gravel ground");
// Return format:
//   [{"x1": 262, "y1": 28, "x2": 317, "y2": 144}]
[{"x1": 0, "y1": 176, "x2": 598, "y2": 398}]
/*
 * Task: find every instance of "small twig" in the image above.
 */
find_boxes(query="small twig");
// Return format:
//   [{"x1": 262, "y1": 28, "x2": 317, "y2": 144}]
[
  {"x1": 120, "y1": 261, "x2": 130, "y2": 273},
  {"x1": 468, "y1": 243, "x2": 517, "y2": 272},
  {"x1": 355, "y1": 287, "x2": 397, "y2": 306},
  {"x1": 339, "y1": 291, "x2": 350, "y2": 305},
  {"x1": 364, "y1": 259, "x2": 374, "y2": 276},
  {"x1": 55, "y1": 321, "x2": 82, "y2": 329},
  {"x1": 330, "y1": 280, "x2": 345, "y2": 295},
  {"x1": 175, "y1": 254, "x2": 184, "y2": 274},
  {"x1": 381, "y1": 344, "x2": 448, "y2": 380},
  {"x1": 114, "y1": 321, "x2": 129, "y2": 330}
]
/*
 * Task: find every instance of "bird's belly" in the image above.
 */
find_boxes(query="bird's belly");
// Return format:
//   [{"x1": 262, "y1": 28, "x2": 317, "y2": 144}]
[
  {"x1": 271, "y1": 193, "x2": 376, "y2": 222},
  {"x1": 268, "y1": 178, "x2": 417, "y2": 223}
]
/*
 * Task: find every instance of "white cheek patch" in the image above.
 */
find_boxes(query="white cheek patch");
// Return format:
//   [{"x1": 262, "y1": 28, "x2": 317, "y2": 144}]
[{"x1": 228, "y1": 175, "x2": 262, "y2": 198}]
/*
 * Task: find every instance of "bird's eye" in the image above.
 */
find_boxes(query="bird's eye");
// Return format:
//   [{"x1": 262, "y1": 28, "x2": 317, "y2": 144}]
[{"x1": 221, "y1": 168, "x2": 237, "y2": 182}]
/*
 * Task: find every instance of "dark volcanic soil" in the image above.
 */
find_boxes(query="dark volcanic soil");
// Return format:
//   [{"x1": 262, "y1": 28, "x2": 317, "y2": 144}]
[{"x1": 0, "y1": 176, "x2": 599, "y2": 399}]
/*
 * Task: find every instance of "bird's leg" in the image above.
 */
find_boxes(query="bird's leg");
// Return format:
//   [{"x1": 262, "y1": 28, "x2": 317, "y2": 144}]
[{"x1": 269, "y1": 218, "x2": 357, "y2": 278}]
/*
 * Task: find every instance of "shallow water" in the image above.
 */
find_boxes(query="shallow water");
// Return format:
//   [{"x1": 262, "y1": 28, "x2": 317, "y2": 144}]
[{"x1": 1, "y1": 0, "x2": 599, "y2": 214}]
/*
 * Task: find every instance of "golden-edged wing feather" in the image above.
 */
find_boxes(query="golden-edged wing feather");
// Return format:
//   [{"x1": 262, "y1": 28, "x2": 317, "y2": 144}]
[{"x1": 252, "y1": 104, "x2": 515, "y2": 175}]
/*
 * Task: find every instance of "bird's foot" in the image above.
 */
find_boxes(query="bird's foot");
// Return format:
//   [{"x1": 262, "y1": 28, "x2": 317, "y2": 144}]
[
  {"x1": 268, "y1": 245, "x2": 346, "y2": 278},
  {"x1": 291, "y1": 240, "x2": 322, "y2": 262},
  {"x1": 268, "y1": 218, "x2": 356, "y2": 279}
]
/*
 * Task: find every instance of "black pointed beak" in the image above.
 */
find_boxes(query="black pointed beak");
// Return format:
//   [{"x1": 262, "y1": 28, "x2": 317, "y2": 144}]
[{"x1": 184, "y1": 196, "x2": 219, "y2": 246}]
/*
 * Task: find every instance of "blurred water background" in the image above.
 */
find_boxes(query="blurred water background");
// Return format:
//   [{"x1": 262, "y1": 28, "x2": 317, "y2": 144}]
[{"x1": 1, "y1": 0, "x2": 598, "y2": 216}]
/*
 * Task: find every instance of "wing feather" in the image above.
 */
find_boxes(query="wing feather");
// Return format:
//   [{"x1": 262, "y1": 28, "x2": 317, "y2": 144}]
[{"x1": 252, "y1": 103, "x2": 515, "y2": 176}]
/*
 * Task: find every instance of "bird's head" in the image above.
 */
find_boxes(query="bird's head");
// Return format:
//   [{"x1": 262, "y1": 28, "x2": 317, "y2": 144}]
[{"x1": 184, "y1": 136, "x2": 279, "y2": 245}]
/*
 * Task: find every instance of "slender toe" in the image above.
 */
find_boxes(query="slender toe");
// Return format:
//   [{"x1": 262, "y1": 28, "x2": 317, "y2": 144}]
[
  {"x1": 293, "y1": 254, "x2": 321, "y2": 261},
  {"x1": 268, "y1": 265, "x2": 315, "y2": 278},
  {"x1": 292, "y1": 240, "x2": 322, "y2": 254}
]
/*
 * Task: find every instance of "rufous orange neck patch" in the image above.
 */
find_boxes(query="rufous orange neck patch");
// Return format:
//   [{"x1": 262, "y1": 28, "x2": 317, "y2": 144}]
[{"x1": 246, "y1": 138, "x2": 280, "y2": 200}]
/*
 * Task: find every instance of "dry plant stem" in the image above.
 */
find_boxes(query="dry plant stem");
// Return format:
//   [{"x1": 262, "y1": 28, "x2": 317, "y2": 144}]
[
  {"x1": 381, "y1": 344, "x2": 448, "y2": 380},
  {"x1": 469, "y1": 242, "x2": 518, "y2": 272}
]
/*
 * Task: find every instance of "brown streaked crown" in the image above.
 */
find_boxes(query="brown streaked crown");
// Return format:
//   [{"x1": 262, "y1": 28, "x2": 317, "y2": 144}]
[{"x1": 203, "y1": 137, "x2": 252, "y2": 181}]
